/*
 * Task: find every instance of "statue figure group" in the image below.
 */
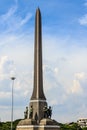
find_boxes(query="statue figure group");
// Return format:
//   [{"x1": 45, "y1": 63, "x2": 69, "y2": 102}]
[
  {"x1": 24, "y1": 106, "x2": 33, "y2": 119},
  {"x1": 43, "y1": 106, "x2": 52, "y2": 118},
  {"x1": 24, "y1": 105, "x2": 52, "y2": 120}
]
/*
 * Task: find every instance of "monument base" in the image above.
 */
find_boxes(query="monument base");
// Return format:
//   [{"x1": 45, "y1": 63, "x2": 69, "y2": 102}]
[{"x1": 16, "y1": 118, "x2": 60, "y2": 130}]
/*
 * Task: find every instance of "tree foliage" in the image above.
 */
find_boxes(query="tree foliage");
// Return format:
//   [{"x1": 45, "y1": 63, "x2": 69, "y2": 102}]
[
  {"x1": 82, "y1": 127, "x2": 87, "y2": 130},
  {"x1": 0, "y1": 119, "x2": 21, "y2": 130},
  {"x1": 60, "y1": 122, "x2": 82, "y2": 130}
]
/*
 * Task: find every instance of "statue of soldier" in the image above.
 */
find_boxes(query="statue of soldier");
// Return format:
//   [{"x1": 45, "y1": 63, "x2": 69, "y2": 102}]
[
  {"x1": 47, "y1": 106, "x2": 52, "y2": 118},
  {"x1": 29, "y1": 105, "x2": 33, "y2": 119},
  {"x1": 24, "y1": 111, "x2": 26, "y2": 119},
  {"x1": 43, "y1": 106, "x2": 48, "y2": 118},
  {"x1": 24, "y1": 106, "x2": 28, "y2": 119}
]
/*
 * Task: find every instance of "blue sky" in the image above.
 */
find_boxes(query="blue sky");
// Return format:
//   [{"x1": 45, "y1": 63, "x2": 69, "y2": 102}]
[{"x1": 0, "y1": 0, "x2": 87, "y2": 123}]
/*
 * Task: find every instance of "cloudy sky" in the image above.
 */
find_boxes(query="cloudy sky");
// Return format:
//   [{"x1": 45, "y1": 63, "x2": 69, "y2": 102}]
[{"x1": 0, "y1": 0, "x2": 87, "y2": 123}]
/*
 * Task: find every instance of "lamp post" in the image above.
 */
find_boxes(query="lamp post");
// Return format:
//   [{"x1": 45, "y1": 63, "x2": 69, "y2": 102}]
[{"x1": 11, "y1": 77, "x2": 16, "y2": 130}]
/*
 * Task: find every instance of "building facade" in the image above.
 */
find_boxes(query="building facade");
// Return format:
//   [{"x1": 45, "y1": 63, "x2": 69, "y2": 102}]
[{"x1": 77, "y1": 118, "x2": 87, "y2": 128}]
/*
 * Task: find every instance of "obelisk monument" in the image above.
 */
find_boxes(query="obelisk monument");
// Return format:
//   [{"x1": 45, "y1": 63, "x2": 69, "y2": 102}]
[
  {"x1": 29, "y1": 8, "x2": 47, "y2": 122},
  {"x1": 16, "y1": 8, "x2": 60, "y2": 130}
]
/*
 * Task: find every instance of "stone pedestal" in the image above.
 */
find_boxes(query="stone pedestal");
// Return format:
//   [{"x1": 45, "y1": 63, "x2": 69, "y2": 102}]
[
  {"x1": 29, "y1": 100, "x2": 47, "y2": 121},
  {"x1": 16, "y1": 118, "x2": 60, "y2": 130}
]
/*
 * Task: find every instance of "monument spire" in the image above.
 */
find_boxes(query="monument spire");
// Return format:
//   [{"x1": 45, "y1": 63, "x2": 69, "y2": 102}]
[
  {"x1": 31, "y1": 8, "x2": 46, "y2": 100},
  {"x1": 29, "y1": 8, "x2": 47, "y2": 122}
]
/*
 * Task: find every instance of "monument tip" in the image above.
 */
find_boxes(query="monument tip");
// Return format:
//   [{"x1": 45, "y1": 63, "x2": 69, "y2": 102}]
[{"x1": 36, "y1": 7, "x2": 41, "y2": 13}]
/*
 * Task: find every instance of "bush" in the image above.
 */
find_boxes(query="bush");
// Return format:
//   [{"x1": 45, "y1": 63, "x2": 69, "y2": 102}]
[{"x1": 0, "y1": 119, "x2": 21, "y2": 130}]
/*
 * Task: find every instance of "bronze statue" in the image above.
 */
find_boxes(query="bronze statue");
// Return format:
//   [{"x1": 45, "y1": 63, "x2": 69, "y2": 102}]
[
  {"x1": 29, "y1": 106, "x2": 33, "y2": 119},
  {"x1": 24, "y1": 106, "x2": 28, "y2": 119}
]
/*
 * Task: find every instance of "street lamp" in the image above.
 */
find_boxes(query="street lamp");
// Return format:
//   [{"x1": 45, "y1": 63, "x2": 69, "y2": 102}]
[{"x1": 11, "y1": 77, "x2": 16, "y2": 130}]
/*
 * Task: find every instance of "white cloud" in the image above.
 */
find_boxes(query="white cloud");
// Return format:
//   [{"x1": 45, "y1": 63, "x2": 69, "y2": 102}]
[
  {"x1": 71, "y1": 79, "x2": 83, "y2": 94},
  {"x1": 1, "y1": 6, "x2": 17, "y2": 21},
  {"x1": 78, "y1": 1, "x2": 87, "y2": 26},
  {"x1": 0, "y1": 92, "x2": 11, "y2": 98},
  {"x1": 0, "y1": 4, "x2": 32, "y2": 32},
  {"x1": 75, "y1": 72, "x2": 86, "y2": 80},
  {"x1": 54, "y1": 67, "x2": 59, "y2": 74},
  {"x1": 0, "y1": 34, "x2": 34, "y2": 68},
  {"x1": 19, "y1": 13, "x2": 32, "y2": 26},
  {"x1": 43, "y1": 65, "x2": 60, "y2": 91},
  {"x1": 79, "y1": 14, "x2": 87, "y2": 25},
  {"x1": 0, "y1": 56, "x2": 15, "y2": 80},
  {"x1": 84, "y1": 0, "x2": 87, "y2": 6},
  {"x1": 67, "y1": 72, "x2": 87, "y2": 94},
  {"x1": 50, "y1": 99, "x2": 58, "y2": 106}
]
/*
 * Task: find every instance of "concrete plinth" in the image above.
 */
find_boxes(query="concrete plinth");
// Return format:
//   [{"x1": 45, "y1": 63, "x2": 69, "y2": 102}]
[
  {"x1": 16, "y1": 118, "x2": 60, "y2": 130},
  {"x1": 17, "y1": 125, "x2": 60, "y2": 130}
]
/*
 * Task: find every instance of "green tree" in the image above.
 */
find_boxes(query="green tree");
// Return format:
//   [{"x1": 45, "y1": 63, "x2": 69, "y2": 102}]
[
  {"x1": 82, "y1": 127, "x2": 87, "y2": 130},
  {"x1": 0, "y1": 119, "x2": 21, "y2": 130},
  {"x1": 60, "y1": 122, "x2": 81, "y2": 130}
]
